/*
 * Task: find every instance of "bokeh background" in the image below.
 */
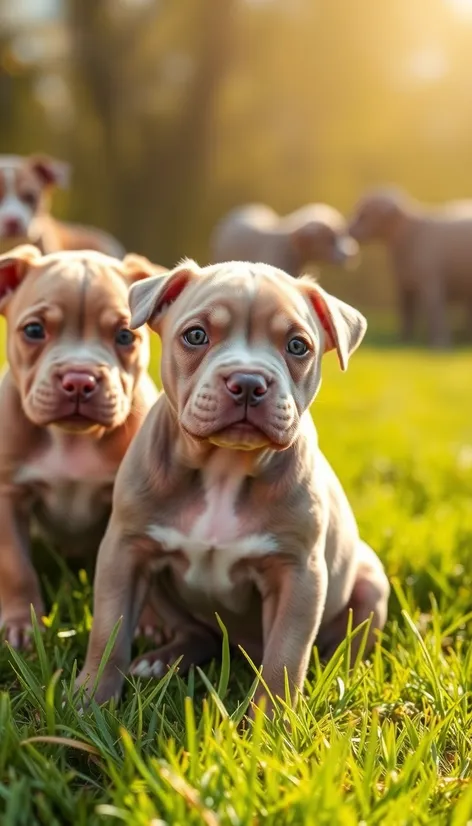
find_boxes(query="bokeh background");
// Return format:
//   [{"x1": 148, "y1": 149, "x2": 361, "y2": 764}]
[{"x1": 2, "y1": 0, "x2": 472, "y2": 321}]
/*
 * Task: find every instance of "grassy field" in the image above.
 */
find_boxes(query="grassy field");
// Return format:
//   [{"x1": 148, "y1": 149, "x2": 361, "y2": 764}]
[{"x1": 1, "y1": 342, "x2": 472, "y2": 825}]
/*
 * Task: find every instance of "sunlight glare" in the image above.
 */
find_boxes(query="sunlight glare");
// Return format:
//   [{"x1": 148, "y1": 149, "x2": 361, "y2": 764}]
[{"x1": 447, "y1": 0, "x2": 472, "y2": 18}]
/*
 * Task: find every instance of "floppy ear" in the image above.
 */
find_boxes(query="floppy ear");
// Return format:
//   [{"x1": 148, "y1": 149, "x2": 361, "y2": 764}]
[
  {"x1": 300, "y1": 279, "x2": 367, "y2": 371},
  {"x1": 121, "y1": 253, "x2": 168, "y2": 286},
  {"x1": 28, "y1": 154, "x2": 70, "y2": 189},
  {"x1": 128, "y1": 259, "x2": 200, "y2": 330},
  {"x1": 0, "y1": 244, "x2": 42, "y2": 314}
]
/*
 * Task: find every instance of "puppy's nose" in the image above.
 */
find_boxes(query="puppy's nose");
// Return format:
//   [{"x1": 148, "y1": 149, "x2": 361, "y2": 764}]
[
  {"x1": 3, "y1": 217, "x2": 23, "y2": 237},
  {"x1": 225, "y1": 372, "x2": 268, "y2": 406},
  {"x1": 60, "y1": 371, "x2": 98, "y2": 400}
]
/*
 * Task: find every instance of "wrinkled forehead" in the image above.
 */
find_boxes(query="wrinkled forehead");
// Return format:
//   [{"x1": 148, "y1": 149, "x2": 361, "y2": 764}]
[
  {"x1": 13, "y1": 254, "x2": 130, "y2": 318},
  {"x1": 0, "y1": 157, "x2": 44, "y2": 196},
  {"x1": 170, "y1": 263, "x2": 318, "y2": 339},
  {"x1": 0, "y1": 156, "x2": 22, "y2": 174},
  {"x1": 0, "y1": 158, "x2": 21, "y2": 194}
]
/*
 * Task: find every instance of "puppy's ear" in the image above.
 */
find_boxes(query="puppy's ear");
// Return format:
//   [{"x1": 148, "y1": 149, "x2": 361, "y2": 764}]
[
  {"x1": 28, "y1": 155, "x2": 70, "y2": 189},
  {"x1": 300, "y1": 279, "x2": 367, "y2": 370},
  {"x1": 0, "y1": 245, "x2": 42, "y2": 314},
  {"x1": 128, "y1": 259, "x2": 200, "y2": 331},
  {"x1": 122, "y1": 253, "x2": 168, "y2": 285}
]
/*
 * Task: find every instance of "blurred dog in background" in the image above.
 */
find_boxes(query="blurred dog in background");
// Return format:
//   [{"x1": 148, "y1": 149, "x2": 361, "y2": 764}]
[
  {"x1": 210, "y1": 203, "x2": 359, "y2": 276},
  {"x1": 349, "y1": 187, "x2": 472, "y2": 348},
  {"x1": 0, "y1": 154, "x2": 125, "y2": 258}
]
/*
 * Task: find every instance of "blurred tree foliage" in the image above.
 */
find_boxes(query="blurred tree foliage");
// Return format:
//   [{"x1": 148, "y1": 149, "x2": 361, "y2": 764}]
[{"x1": 1, "y1": 0, "x2": 472, "y2": 311}]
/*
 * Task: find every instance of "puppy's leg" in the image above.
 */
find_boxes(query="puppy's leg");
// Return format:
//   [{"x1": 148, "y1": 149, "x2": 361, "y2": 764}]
[
  {"x1": 130, "y1": 629, "x2": 220, "y2": 679},
  {"x1": 76, "y1": 519, "x2": 148, "y2": 704},
  {"x1": 0, "y1": 497, "x2": 44, "y2": 649},
  {"x1": 254, "y1": 557, "x2": 328, "y2": 712},
  {"x1": 130, "y1": 580, "x2": 220, "y2": 678},
  {"x1": 421, "y1": 276, "x2": 451, "y2": 348},
  {"x1": 397, "y1": 285, "x2": 417, "y2": 343},
  {"x1": 466, "y1": 298, "x2": 472, "y2": 342},
  {"x1": 135, "y1": 602, "x2": 174, "y2": 646},
  {"x1": 316, "y1": 541, "x2": 390, "y2": 663}
]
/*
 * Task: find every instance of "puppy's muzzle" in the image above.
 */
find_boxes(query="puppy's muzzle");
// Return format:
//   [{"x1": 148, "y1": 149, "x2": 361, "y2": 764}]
[
  {"x1": 1, "y1": 217, "x2": 26, "y2": 239},
  {"x1": 59, "y1": 371, "x2": 99, "y2": 402},
  {"x1": 224, "y1": 372, "x2": 268, "y2": 407},
  {"x1": 332, "y1": 235, "x2": 359, "y2": 263}
]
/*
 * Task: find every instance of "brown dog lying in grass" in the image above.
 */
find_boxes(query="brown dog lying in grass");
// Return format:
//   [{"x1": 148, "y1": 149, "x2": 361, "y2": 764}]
[
  {"x1": 0, "y1": 245, "x2": 161, "y2": 647},
  {"x1": 76, "y1": 259, "x2": 389, "y2": 713}
]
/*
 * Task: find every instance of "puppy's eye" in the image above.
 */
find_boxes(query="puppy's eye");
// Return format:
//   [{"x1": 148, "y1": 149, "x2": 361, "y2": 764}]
[
  {"x1": 183, "y1": 326, "x2": 208, "y2": 346},
  {"x1": 115, "y1": 328, "x2": 136, "y2": 347},
  {"x1": 21, "y1": 192, "x2": 37, "y2": 208},
  {"x1": 23, "y1": 322, "x2": 46, "y2": 341},
  {"x1": 286, "y1": 336, "x2": 309, "y2": 356}
]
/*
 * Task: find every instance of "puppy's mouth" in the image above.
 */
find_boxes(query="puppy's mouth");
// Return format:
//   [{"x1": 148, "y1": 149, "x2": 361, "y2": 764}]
[
  {"x1": 331, "y1": 236, "x2": 359, "y2": 265},
  {"x1": 0, "y1": 233, "x2": 28, "y2": 253},
  {"x1": 184, "y1": 418, "x2": 270, "y2": 451},
  {"x1": 39, "y1": 402, "x2": 123, "y2": 432},
  {"x1": 52, "y1": 412, "x2": 104, "y2": 434},
  {"x1": 181, "y1": 385, "x2": 297, "y2": 451}
]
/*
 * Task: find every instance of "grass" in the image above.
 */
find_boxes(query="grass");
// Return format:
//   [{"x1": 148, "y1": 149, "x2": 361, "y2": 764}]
[{"x1": 1, "y1": 339, "x2": 472, "y2": 825}]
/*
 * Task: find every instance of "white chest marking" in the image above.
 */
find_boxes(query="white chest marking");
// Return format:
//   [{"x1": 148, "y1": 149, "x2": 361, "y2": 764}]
[
  {"x1": 15, "y1": 435, "x2": 115, "y2": 486},
  {"x1": 146, "y1": 453, "x2": 278, "y2": 604},
  {"x1": 14, "y1": 436, "x2": 116, "y2": 532},
  {"x1": 0, "y1": 167, "x2": 32, "y2": 233}
]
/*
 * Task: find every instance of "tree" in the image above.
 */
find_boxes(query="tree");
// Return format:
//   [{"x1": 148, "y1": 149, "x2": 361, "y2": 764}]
[{"x1": 67, "y1": 0, "x2": 236, "y2": 264}]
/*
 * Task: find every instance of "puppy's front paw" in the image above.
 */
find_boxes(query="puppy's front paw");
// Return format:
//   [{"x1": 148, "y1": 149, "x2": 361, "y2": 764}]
[
  {"x1": 129, "y1": 631, "x2": 218, "y2": 681},
  {"x1": 134, "y1": 604, "x2": 174, "y2": 646},
  {"x1": 250, "y1": 690, "x2": 276, "y2": 722},
  {"x1": 130, "y1": 656, "x2": 166, "y2": 679},
  {"x1": 73, "y1": 670, "x2": 94, "y2": 709},
  {"x1": 74, "y1": 667, "x2": 124, "y2": 707},
  {"x1": 1, "y1": 615, "x2": 42, "y2": 650}
]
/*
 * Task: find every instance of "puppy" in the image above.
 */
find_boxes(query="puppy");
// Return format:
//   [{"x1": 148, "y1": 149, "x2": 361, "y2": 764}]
[
  {"x1": 0, "y1": 154, "x2": 125, "y2": 258},
  {"x1": 0, "y1": 245, "x2": 162, "y2": 647},
  {"x1": 348, "y1": 186, "x2": 472, "y2": 347},
  {"x1": 211, "y1": 204, "x2": 359, "y2": 276},
  {"x1": 76, "y1": 260, "x2": 389, "y2": 711}
]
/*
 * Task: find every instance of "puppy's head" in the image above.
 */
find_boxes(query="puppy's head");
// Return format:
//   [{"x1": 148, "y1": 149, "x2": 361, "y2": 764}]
[
  {"x1": 0, "y1": 246, "x2": 161, "y2": 432},
  {"x1": 290, "y1": 205, "x2": 358, "y2": 269},
  {"x1": 0, "y1": 154, "x2": 70, "y2": 249},
  {"x1": 129, "y1": 260, "x2": 366, "y2": 451},
  {"x1": 348, "y1": 187, "x2": 411, "y2": 243}
]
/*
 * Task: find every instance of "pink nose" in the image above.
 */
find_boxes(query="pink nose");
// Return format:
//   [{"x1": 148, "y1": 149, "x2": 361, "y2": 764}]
[
  {"x1": 225, "y1": 372, "x2": 268, "y2": 407},
  {"x1": 3, "y1": 217, "x2": 23, "y2": 237},
  {"x1": 61, "y1": 371, "x2": 98, "y2": 399}
]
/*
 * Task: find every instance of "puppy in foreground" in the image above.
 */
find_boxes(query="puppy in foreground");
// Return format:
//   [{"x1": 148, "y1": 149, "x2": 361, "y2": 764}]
[
  {"x1": 0, "y1": 245, "x2": 160, "y2": 647},
  {"x1": 77, "y1": 260, "x2": 389, "y2": 710}
]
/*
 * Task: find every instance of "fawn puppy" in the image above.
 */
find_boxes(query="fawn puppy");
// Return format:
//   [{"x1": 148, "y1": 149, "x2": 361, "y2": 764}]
[{"x1": 77, "y1": 259, "x2": 389, "y2": 712}]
